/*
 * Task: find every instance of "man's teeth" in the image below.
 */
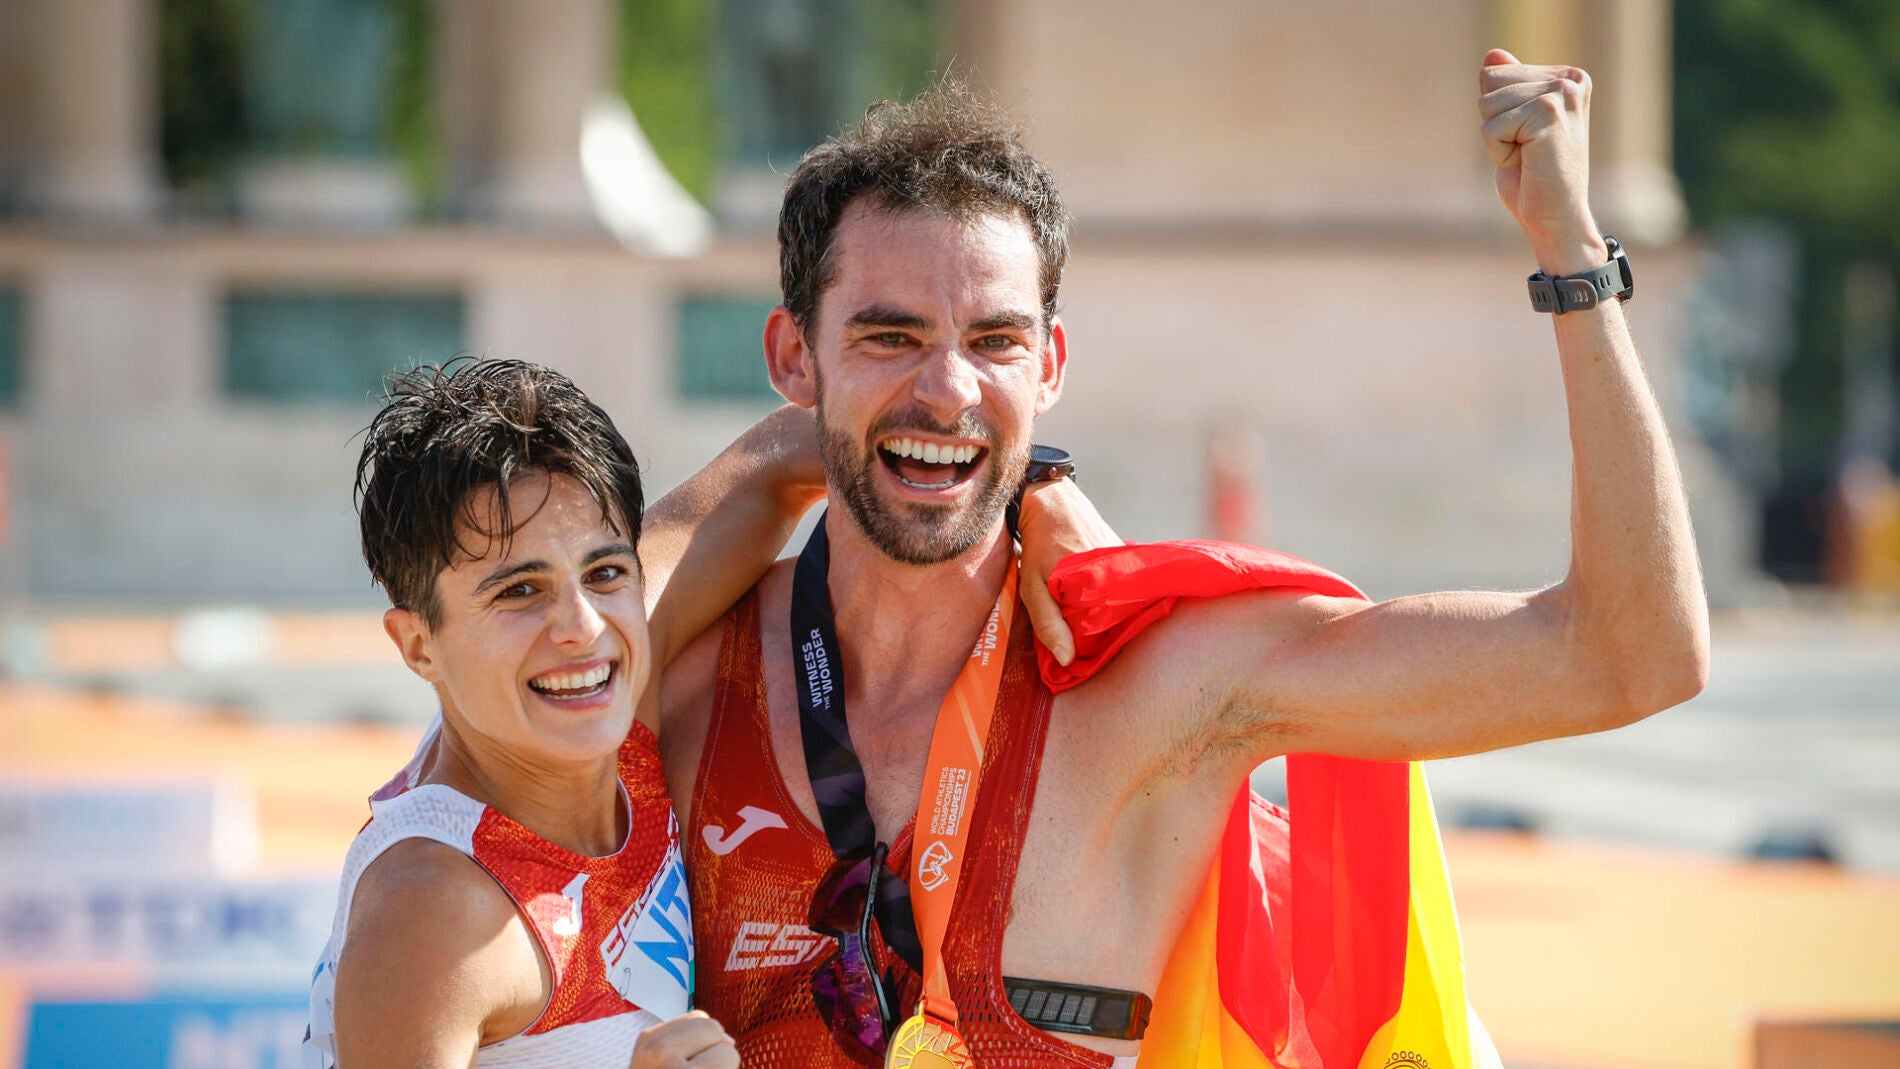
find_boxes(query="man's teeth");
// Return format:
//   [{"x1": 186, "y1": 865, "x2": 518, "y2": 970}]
[
  {"x1": 530, "y1": 663, "x2": 612, "y2": 693},
  {"x1": 880, "y1": 438, "x2": 980, "y2": 464}
]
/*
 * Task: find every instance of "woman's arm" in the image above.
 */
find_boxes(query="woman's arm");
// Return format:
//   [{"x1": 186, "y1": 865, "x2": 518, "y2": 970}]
[{"x1": 639, "y1": 405, "x2": 825, "y2": 669}]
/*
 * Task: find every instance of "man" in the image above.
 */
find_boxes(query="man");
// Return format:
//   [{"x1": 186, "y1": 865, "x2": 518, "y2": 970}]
[{"x1": 659, "y1": 50, "x2": 1708, "y2": 1067}]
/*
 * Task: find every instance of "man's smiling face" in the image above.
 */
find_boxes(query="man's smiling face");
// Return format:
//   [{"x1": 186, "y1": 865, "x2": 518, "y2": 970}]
[{"x1": 800, "y1": 201, "x2": 1066, "y2": 564}]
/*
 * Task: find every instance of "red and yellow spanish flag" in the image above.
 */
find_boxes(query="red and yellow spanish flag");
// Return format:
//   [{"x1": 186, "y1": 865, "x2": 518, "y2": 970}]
[{"x1": 1039, "y1": 541, "x2": 1500, "y2": 1069}]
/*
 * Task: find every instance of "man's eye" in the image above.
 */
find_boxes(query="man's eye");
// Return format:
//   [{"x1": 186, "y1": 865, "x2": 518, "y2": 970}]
[
  {"x1": 589, "y1": 564, "x2": 627, "y2": 584},
  {"x1": 497, "y1": 582, "x2": 535, "y2": 600},
  {"x1": 875, "y1": 333, "x2": 909, "y2": 346},
  {"x1": 977, "y1": 334, "x2": 1016, "y2": 351}
]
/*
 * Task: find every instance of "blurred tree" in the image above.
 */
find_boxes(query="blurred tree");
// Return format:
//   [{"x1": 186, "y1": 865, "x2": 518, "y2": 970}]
[
  {"x1": 1676, "y1": 0, "x2": 1900, "y2": 244},
  {"x1": 1676, "y1": 0, "x2": 1900, "y2": 577},
  {"x1": 858, "y1": 0, "x2": 939, "y2": 105},
  {"x1": 620, "y1": 0, "x2": 938, "y2": 204},
  {"x1": 387, "y1": 0, "x2": 443, "y2": 214},
  {"x1": 158, "y1": 0, "x2": 250, "y2": 199},
  {"x1": 158, "y1": 0, "x2": 440, "y2": 215},
  {"x1": 619, "y1": 0, "x2": 722, "y2": 201}
]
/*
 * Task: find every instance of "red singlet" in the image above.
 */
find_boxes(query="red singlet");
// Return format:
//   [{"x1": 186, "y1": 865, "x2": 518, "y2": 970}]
[{"x1": 687, "y1": 590, "x2": 1115, "y2": 1068}]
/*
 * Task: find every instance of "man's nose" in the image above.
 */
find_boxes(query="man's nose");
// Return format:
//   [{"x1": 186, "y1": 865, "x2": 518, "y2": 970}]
[
  {"x1": 548, "y1": 583, "x2": 607, "y2": 647},
  {"x1": 912, "y1": 346, "x2": 983, "y2": 422}
]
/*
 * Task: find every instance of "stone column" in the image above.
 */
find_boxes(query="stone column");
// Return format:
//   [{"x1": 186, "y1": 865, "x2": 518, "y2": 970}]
[
  {"x1": 1591, "y1": 0, "x2": 1687, "y2": 242},
  {"x1": 434, "y1": 0, "x2": 499, "y2": 215},
  {"x1": 484, "y1": 0, "x2": 615, "y2": 229},
  {"x1": 27, "y1": 0, "x2": 162, "y2": 221},
  {"x1": 1486, "y1": 0, "x2": 1685, "y2": 242}
]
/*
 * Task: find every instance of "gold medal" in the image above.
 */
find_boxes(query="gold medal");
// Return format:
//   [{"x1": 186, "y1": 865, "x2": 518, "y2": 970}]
[{"x1": 885, "y1": 1011, "x2": 974, "y2": 1069}]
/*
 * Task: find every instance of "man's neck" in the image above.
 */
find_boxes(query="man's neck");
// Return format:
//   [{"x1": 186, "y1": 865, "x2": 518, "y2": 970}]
[{"x1": 823, "y1": 510, "x2": 1012, "y2": 719}]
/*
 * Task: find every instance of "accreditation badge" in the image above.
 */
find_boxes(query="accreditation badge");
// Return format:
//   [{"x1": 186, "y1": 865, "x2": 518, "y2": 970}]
[{"x1": 886, "y1": 1011, "x2": 974, "y2": 1069}]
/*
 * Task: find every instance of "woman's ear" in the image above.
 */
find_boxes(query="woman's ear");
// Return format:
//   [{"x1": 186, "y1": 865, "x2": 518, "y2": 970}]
[{"x1": 384, "y1": 606, "x2": 440, "y2": 683}]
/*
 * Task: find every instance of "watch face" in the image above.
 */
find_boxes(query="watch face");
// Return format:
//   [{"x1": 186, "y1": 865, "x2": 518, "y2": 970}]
[{"x1": 1029, "y1": 444, "x2": 1073, "y2": 467}]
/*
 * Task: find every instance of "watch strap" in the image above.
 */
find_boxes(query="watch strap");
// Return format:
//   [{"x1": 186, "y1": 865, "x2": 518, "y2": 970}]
[
  {"x1": 1527, "y1": 235, "x2": 1632, "y2": 315},
  {"x1": 1004, "y1": 977, "x2": 1151, "y2": 1040}
]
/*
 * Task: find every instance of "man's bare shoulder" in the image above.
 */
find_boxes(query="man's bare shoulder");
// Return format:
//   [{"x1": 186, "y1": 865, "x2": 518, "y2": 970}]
[
  {"x1": 1049, "y1": 586, "x2": 1355, "y2": 770},
  {"x1": 1064, "y1": 584, "x2": 1343, "y2": 695},
  {"x1": 335, "y1": 837, "x2": 545, "y2": 1060}
]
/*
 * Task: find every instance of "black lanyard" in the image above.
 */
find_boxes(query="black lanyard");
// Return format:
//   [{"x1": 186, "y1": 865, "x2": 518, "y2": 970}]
[{"x1": 791, "y1": 514, "x2": 922, "y2": 969}]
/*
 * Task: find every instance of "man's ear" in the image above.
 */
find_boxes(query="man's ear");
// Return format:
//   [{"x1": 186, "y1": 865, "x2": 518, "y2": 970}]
[
  {"x1": 1035, "y1": 316, "x2": 1069, "y2": 416},
  {"x1": 763, "y1": 305, "x2": 818, "y2": 409},
  {"x1": 384, "y1": 607, "x2": 440, "y2": 683}
]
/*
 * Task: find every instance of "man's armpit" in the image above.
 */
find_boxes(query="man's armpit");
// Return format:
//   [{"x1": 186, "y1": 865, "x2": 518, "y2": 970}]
[{"x1": 1142, "y1": 590, "x2": 1353, "y2": 768}]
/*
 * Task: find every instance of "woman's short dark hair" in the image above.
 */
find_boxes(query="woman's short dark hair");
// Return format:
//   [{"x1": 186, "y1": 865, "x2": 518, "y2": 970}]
[
  {"x1": 778, "y1": 78, "x2": 1070, "y2": 339},
  {"x1": 354, "y1": 358, "x2": 643, "y2": 625}
]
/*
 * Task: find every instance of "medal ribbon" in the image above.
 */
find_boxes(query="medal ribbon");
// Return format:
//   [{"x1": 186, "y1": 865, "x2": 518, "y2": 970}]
[
  {"x1": 909, "y1": 557, "x2": 1014, "y2": 1026},
  {"x1": 791, "y1": 513, "x2": 1017, "y2": 1030}
]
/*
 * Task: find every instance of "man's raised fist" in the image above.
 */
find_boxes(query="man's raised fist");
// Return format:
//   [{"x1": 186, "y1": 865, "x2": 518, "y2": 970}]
[{"x1": 1480, "y1": 48, "x2": 1606, "y2": 275}]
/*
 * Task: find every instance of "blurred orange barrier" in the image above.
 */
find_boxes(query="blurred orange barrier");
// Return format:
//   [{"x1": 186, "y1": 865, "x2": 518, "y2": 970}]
[
  {"x1": 38, "y1": 612, "x2": 397, "y2": 675},
  {"x1": 0, "y1": 685, "x2": 417, "y2": 869},
  {"x1": 1753, "y1": 1019, "x2": 1900, "y2": 1068},
  {"x1": 1450, "y1": 833, "x2": 1900, "y2": 1069}
]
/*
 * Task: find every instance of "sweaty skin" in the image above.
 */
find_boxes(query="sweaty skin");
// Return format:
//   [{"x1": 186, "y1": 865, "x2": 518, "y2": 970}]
[{"x1": 661, "y1": 51, "x2": 1708, "y2": 1061}]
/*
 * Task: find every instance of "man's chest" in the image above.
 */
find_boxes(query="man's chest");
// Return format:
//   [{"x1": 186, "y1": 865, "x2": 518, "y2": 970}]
[{"x1": 747, "y1": 631, "x2": 1192, "y2": 987}]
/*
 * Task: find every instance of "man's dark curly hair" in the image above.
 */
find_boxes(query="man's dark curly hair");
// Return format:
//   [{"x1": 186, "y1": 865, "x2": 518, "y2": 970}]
[
  {"x1": 354, "y1": 358, "x2": 644, "y2": 625},
  {"x1": 778, "y1": 78, "x2": 1070, "y2": 339}
]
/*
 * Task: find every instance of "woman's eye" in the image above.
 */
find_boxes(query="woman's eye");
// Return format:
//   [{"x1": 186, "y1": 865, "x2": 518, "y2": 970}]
[
  {"x1": 497, "y1": 582, "x2": 535, "y2": 600},
  {"x1": 589, "y1": 564, "x2": 627, "y2": 584}
]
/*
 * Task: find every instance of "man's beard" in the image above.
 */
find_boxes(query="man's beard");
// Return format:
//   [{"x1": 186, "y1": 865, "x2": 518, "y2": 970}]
[{"x1": 815, "y1": 401, "x2": 1027, "y2": 566}]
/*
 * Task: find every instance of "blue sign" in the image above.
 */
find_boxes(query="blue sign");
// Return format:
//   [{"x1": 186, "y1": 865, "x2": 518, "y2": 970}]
[
  {"x1": 23, "y1": 993, "x2": 307, "y2": 1069},
  {"x1": 0, "y1": 877, "x2": 332, "y2": 968}
]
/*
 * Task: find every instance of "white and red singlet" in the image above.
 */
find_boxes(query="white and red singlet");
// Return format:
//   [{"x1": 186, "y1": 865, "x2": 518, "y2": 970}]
[{"x1": 304, "y1": 718, "x2": 692, "y2": 1068}]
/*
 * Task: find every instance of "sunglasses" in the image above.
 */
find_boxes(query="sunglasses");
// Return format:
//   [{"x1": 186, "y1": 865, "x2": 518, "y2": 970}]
[{"x1": 808, "y1": 841, "x2": 895, "y2": 1063}]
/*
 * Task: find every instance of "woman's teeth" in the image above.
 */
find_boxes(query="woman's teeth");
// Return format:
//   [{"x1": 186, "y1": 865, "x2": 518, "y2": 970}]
[{"x1": 529, "y1": 662, "x2": 612, "y2": 695}]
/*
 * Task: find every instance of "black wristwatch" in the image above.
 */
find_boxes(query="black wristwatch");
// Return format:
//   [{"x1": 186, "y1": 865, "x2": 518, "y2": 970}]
[
  {"x1": 1021, "y1": 444, "x2": 1076, "y2": 486},
  {"x1": 1006, "y1": 444, "x2": 1076, "y2": 536},
  {"x1": 1527, "y1": 235, "x2": 1634, "y2": 315}
]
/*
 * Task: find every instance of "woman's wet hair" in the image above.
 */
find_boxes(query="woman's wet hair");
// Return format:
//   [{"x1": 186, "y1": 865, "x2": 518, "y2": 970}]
[{"x1": 355, "y1": 358, "x2": 643, "y2": 625}]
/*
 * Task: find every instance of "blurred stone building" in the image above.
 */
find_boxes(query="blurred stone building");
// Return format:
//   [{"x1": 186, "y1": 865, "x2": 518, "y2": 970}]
[{"x1": 0, "y1": 0, "x2": 1747, "y2": 606}]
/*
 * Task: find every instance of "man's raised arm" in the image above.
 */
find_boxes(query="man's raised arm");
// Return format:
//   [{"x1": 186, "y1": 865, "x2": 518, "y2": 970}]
[{"x1": 1150, "y1": 50, "x2": 1708, "y2": 764}]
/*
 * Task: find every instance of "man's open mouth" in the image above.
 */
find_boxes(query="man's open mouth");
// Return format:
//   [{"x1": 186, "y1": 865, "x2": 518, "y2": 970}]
[
  {"x1": 527, "y1": 660, "x2": 615, "y2": 700},
  {"x1": 878, "y1": 436, "x2": 986, "y2": 491}
]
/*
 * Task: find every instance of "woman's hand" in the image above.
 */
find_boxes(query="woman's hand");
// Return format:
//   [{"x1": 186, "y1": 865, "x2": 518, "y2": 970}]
[
  {"x1": 1016, "y1": 478, "x2": 1121, "y2": 665},
  {"x1": 630, "y1": 1011, "x2": 739, "y2": 1069}
]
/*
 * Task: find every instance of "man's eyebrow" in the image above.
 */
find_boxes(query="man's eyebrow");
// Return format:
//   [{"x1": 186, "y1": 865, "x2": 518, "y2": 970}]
[
  {"x1": 969, "y1": 311, "x2": 1038, "y2": 333},
  {"x1": 473, "y1": 558, "x2": 545, "y2": 596},
  {"x1": 845, "y1": 305, "x2": 932, "y2": 331}
]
